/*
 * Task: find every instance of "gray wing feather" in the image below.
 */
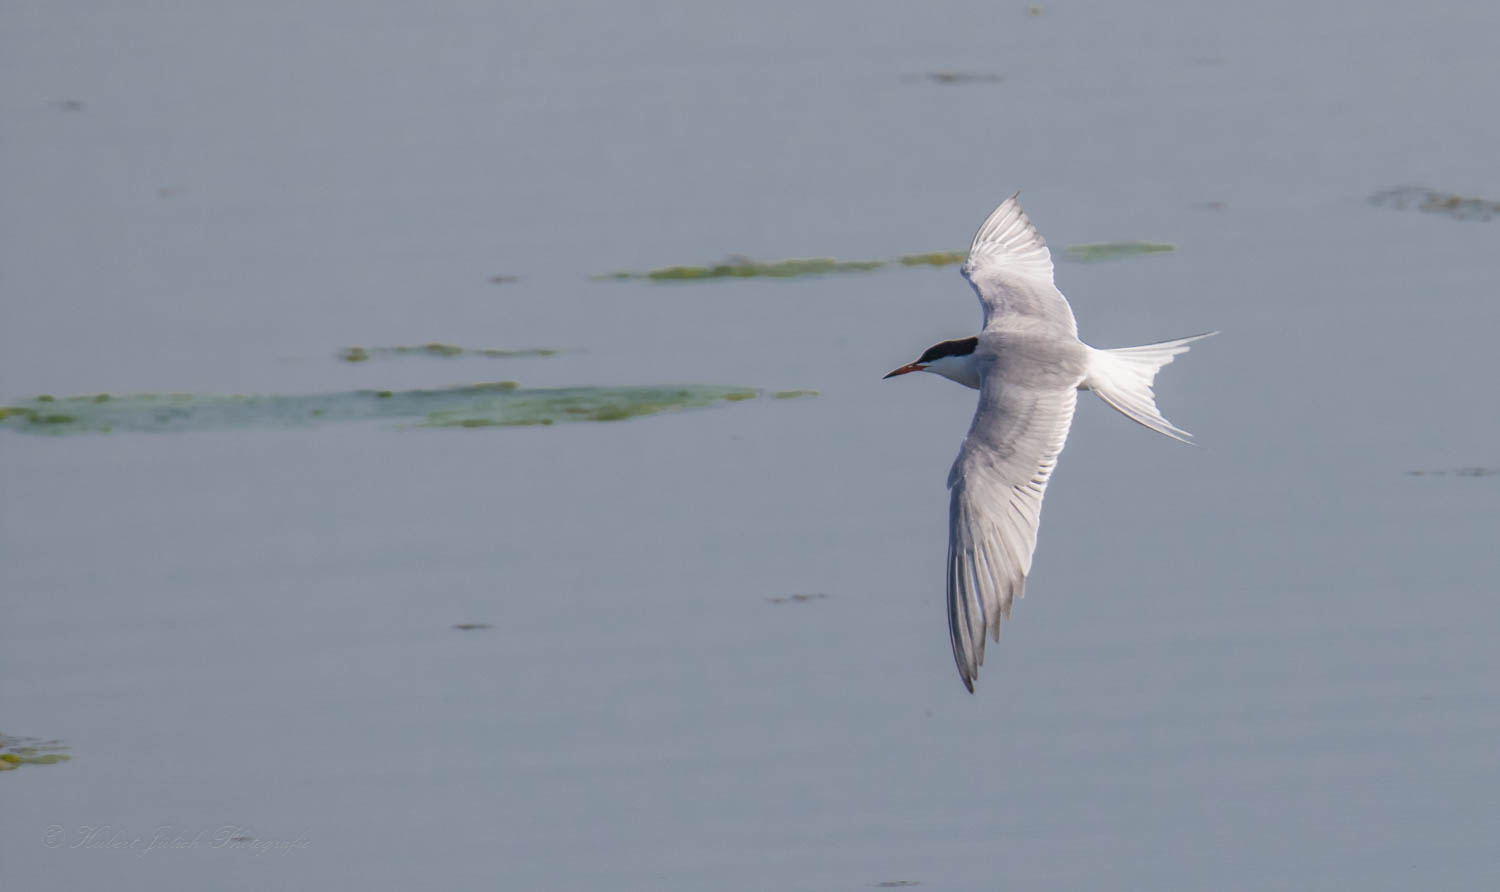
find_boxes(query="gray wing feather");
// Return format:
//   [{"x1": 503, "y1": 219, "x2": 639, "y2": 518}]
[
  {"x1": 960, "y1": 193, "x2": 1078, "y2": 337},
  {"x1": 946, "y1": 369, "x2": 1079, "y2": 692}
]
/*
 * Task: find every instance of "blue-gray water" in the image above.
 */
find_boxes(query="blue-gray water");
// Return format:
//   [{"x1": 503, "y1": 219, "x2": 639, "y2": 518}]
[{"x1": 4, "y1": 1, "x2": 1497, "y2": 889}]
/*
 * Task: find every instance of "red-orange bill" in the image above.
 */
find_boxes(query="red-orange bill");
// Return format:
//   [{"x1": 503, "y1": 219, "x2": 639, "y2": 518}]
[{"x1": 883, "y1": 362, "x2": 925, "y2": 379}]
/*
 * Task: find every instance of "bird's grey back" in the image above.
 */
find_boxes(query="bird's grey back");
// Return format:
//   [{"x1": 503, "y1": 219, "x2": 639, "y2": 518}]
[{"x1": 954, "y1": 331, "x2": 1088, "y2": 481}]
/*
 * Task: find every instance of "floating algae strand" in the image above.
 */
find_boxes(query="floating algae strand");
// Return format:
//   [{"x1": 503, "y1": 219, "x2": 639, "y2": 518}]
[
  {"x1": 1371, "y1": 185, "x2": 1500, "y2": 221},
  {"x1": 0, "y1": 733, "x2": 72, "y2": 771},
  {"x1": 898, "y1": 251, "x2": 968, "y2": 267},
  {"x1": 0, "y1": 383, "x2": 786, "y2": 435},
  {"x1": 600, "y1": 243, "x2": 1176, "y2": 281},
  {"x1": 340, "y1": 344, "x2": 560, "y2": 362},
  {"x1": 597, "y1": 257, "x2": 889, "y2": 281},
  {"x1": 471, "y1": 347, "x2": 560, "y2": 359},
  {"x1": 900, "y1": 246, "x2": 1173, "y2": 267},
  {"x1": 422, "y1": 385, "x2": 763, "y2": 428},
  {"x1": 767, "y1": 593, "x2": 829, "y2": 604},
  {"x1": 1063, "y1": 242, "x2": 1176, "y2": 262}
]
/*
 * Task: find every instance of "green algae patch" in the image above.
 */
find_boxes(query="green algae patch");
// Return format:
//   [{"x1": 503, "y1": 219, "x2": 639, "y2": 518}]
[
  {"x1": 340, "y1": 344, "x2": 559, "y2": 362},
  {"x1": 899, "y1": 251, "x2": 968, "y2": 267},
  {"x1": 1064, "y1": 242, "x2": 1176, "y2": 262},
  {"x1": 423, "y1": 385, "x2": 761, "y2": 428},
  {"x1": 0, "y1": 384, "x2": 767, "y2": 436},
  {"x1": 0, "y1": 406, "x2": 83, "y2": 426},
  {"x1": 771, "y1": 389, "x2": 819, "y2": 400},
  {"x1": 598, "y1": 257, "x2": 889, "y2": 281},
  {"x1": 0, "y1": 734, "x2": 72, "y2": 772},
  {"x1": 473, "y1": 347, "x2": 559, "y2": 359},
  {"x1": 1371, "y1": 185, "x2": 1500, "y2": 221},
  {"x1": 598, "y1": 242, "x2": 1181, "y2": 281}
]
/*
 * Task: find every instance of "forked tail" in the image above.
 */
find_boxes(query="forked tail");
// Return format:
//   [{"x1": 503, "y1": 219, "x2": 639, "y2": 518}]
[{"x1": 1083, "y1": 332, "x2": 1217, "y2": 442}]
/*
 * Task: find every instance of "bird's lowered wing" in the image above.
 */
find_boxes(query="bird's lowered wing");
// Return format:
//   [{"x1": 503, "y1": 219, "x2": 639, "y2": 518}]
[
  {"x1": 961, "y1": 193, "x2": 1078, "y2": 337},
  {"x1": 946, "y1": 370, "x2": 1078, "y2": 692}
]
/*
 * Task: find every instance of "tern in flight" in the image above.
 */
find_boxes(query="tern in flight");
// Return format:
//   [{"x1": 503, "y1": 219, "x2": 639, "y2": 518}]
[{"x1": 884, "y1": 194, "x2": 1214, "y2": 692}]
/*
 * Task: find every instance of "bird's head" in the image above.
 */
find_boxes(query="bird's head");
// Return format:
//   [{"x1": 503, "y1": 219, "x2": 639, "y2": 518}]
[{"x1": 883, "y1": 336, "x2": 982, "y2": 389}]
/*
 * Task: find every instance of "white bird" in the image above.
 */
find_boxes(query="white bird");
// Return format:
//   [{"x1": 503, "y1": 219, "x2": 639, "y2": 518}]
[{"x1": 884, "y1": 194, "x2": 1214, "y2": 692}]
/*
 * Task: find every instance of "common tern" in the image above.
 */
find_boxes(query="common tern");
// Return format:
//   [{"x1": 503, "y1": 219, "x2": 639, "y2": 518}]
[{"x1": 885, "y1": 194, "x2": 1213, "y2": 692}]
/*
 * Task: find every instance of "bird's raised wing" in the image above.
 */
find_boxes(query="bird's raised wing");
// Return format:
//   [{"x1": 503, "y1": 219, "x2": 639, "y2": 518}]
[
  {"x1": 946, "y1": 364, "x2": 1079, "y2": 692},
  {"x1": 961, "y1": 193, "x2": 1078, "y2": 337}
]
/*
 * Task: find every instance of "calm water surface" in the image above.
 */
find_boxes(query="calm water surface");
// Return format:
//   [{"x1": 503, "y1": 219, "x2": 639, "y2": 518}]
[{"x1": 4, "y1": 1, "x2": 1497, "y2": 889}]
